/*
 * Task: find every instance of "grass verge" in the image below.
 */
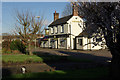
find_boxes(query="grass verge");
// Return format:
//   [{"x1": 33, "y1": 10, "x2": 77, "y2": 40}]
[
  {"x1": 3, "y1": 67, "x2": 109, "y2": 79},
  {"x1": 2, "y1": 54, "x2": 94, "y2": 64},
  {"x1": 2, "y1": 54, "x2": 93, "y2": 64},
  {"x1": 2, "y1": 54, "x2": 43, "y2": 63}
]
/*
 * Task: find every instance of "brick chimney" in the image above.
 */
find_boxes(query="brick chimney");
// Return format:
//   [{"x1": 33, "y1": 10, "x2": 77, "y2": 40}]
[
  {"x1": 54, "y1": 11, "x2": 59, "y2": 21},
  {"x1": 72, "y1": 3, "x2": 78, "y2": 16}
]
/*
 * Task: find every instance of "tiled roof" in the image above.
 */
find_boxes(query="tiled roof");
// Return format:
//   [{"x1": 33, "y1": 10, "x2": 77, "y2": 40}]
[
  {"x1": 78, "y1": 25, "x2": 98, "y2": 37},
  {"x1": 48, "y1": 15, "x2": 73, "y2": 27}
]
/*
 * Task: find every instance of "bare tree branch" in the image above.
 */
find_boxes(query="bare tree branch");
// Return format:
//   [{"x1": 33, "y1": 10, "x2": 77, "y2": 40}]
[{"x1": 14, "y1": 10, "x2": 46, "y2": 55}]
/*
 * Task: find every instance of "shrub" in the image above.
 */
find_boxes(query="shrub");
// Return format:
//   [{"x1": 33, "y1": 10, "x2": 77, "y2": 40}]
[
  {"x1": 2, "y1": 48, "x2": 8, "y2": 53},
  {"x1": 2, "y1": 40, "x2": 11, "y2": 49},
  {"x1": 10, "y1": 40, "x2": 26, "y2": 53},
  {"x1": 2, "y1": 48, "x2": 12, "y2": 54},
  {"x1": 12, "y1": 50, "x2": 21, "y2": 54},
  {"x1": 6, "y1": 51, "x2": 12, "y2": 54},
  {"x1": 2, "y1": 40, "x2": 11, "y2": 53}
]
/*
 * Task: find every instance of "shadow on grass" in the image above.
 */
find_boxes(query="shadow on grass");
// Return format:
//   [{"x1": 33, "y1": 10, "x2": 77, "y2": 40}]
[
  {"x1": 2, "y1": 67, "x2": 109, "y2": 80},
  {"x1": 57, "y1": 50, "x2": 111, "y2": 63},
  {"x1": 2, "y1": 68, "x2": 12, "y2": 77},
  {"x1": 32, "y1": 50, "x2": 111, "y2": 70},
  {"x1": 2, "y1": 49, "x2": 111, "y2": 79}
]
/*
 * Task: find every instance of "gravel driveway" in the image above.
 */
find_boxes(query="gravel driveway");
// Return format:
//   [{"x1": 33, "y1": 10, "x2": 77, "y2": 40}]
[{"x1": 34, "y1": 48, "x2": 112, "y2": 63}]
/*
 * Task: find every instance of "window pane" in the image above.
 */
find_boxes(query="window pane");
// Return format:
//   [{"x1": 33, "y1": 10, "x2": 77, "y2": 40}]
[
  {"x1": 96, "y1": 38, "x2": 102, "y2": 42},
  {"x1": 56, "y1": 26, "x2": 58, "y2": 33},
  {"x1": 78, "y1": 39, "x2": 82, "y2": 46},
  {"x1": 51, "y1": 28, "x2": 53, "y2": 33},
  {"x1": 53, "y1": 27, "x2": 54, "y2": 33},
  {"x1": 62, "y1": 26, "x2": 64, "y2": 33},
  {"x1": 61, "y1": 25, "x2": 64, "y2": 33},
  {"x1": 56, "y1": 26, "x2": 57, "y2": 33},
  {"x1": 60, "y1": 38, "x2": 65, "y2": 47}
]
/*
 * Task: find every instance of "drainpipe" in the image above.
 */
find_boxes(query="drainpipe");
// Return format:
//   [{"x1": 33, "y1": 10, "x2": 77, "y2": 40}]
[
  {"x1": 66, "y1": 35, "x2": 67, "y2": 49},
  {"x1": 70, "y1": 24, "x2": 71, "y2": 49},
  {"x1": 87, "y1": 38, "x2": 88, "y2": 50},
  {"x1": 88, "y1": 38, "x2": 91, "y2": 51}
]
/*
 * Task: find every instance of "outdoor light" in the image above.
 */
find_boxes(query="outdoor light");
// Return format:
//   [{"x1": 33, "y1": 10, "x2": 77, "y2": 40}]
[{"x1": 36, "y1": 16, "x2": 40, "y2": 18}]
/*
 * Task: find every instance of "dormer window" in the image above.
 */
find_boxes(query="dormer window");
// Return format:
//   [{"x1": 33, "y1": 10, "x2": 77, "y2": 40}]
[
  {"x1": 61, "y1": 25, "x2": 64, "y2": 33},
  {"x1": 68, "y1": 24, "x2": 71, "y2": 33},
  {"x1": 55, "y1": 26, "x2": 58, "y2": 34},
  {"x1": 51, "y1": 27, "x2": 54, "y2": 34},
  {"x1": 57, "y1": 26, "x2": 58, "y2": 33}
]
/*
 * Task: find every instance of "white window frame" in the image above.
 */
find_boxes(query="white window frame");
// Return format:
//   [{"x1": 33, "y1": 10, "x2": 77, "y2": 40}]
[
  {"x1": 61, "y1": 25, "x2": 64, "y2": 33},
  {"x1": 51, "y1": 27, "x2": 54, "y2": 34},
  {"x1": 60, "y1": 39, "x2": 65, "y2": 47},
  {"x1": 55, "y1": 26, "x2": 58, "y2": 34},
  {"x1": 78, "y1": 39, "x2": 83, "y2": 46},
  {"x1": 68, "y1": 24, "x2": 71, "y2": 33}
]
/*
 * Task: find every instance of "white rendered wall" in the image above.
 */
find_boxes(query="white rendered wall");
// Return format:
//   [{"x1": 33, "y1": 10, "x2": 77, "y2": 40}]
[
  {"x1": 82, "y1": 37, "x2": 88, "y2": 50},
  {"x1": 67, "y1": 16, "x2": 85, "y2": 49},
  {"x1": 90, "y1": 37, "x2": 106, "y2": 50},
  {"x1": 67, "y1": 16, "x2": 84, "y2": 36},
  {"x1": 66, "y1": 37, "x2": 70, "y2": 49},
  {"x1": 76, "y1": 37, "x2": 106, "y2": 50},
  {"x1": 48, "y1": 16, "x2": 86, "y2": 49}
]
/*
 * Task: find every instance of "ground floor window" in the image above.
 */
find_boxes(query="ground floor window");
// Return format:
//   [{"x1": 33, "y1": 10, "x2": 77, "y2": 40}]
[
  {"x1": 60, "y1": 39, "x2": 66, "y2": 47},
  {"x1": 43, "y1": 42, "x2": 46, "y2": 45},
  {"x1": 50, "y1": 39, "x2": 55, "y2": 48},
  {"x1": 78, "y1": 39, "x2": 82, "y2": 46}
]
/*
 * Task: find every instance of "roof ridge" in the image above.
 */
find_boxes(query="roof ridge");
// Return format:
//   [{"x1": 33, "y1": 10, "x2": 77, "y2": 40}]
[
  {"x1": 48, "y1": 15, "x2": 73, "y2": 27},
  {"x1": 56, "y1": 14, "x2": 73, "y2": 20}
]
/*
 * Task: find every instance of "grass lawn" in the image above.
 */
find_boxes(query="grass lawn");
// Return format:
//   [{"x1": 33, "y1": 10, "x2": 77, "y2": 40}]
[
  {"x1": 3, "y1": 67, "x2": 109, "y2": 79},
  {"x1": 2, "y1": 53, "x2": 109, "y2": 80},
  {"x1": 2, "y1": 54, "x2": 43, "y2": 63},
  {"x1": 2, "y1": 54, "x2": 93, "y2": 63}
]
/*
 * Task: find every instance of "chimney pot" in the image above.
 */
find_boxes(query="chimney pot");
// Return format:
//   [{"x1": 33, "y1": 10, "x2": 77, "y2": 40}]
[{"x1": 54, "y1": 11, "x2": 59, "y2": 21}]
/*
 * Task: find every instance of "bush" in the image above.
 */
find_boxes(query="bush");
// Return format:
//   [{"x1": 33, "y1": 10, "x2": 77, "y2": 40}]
[
  {"x1": 2, "y1": 40, "x2": 12, "y2": 54},
  {"x1": 2, "y1": 48, "x2": 7, "y2": 53},
  {"x1": 10, "y1": 40, "x2": 26, "y2": 53},
  {"x1": 2, "y1": 40, "x2": 10, "y2": 48},
  {"x1": 2, "y1": 48, "x2": 12, "y2": 54}
]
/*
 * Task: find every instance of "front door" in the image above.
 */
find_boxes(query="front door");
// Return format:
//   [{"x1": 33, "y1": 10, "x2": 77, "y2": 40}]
[
  {"x1": 73, "y1": 38, "x2": 76, "y2": 50},
  {"x1": 77, "y1": 38, "x2": 83, "y2": 49}
]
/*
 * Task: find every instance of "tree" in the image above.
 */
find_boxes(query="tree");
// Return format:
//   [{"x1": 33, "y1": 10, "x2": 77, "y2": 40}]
[
  {"x1": 62, "y1": 2, "x2": 120, "y2": 79},
  {"x1": 14, "y1": 10, "x2": 46, "y2": 55},
  {"x1": 61, "y1": 2, "x2": 84, "y2": 17},
  {"x1": 78, "y1": 2, "x2": 120, "y2": 79},
  {"x1": 61, "y1": 3, "x2": 72, "y2": 17}
]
